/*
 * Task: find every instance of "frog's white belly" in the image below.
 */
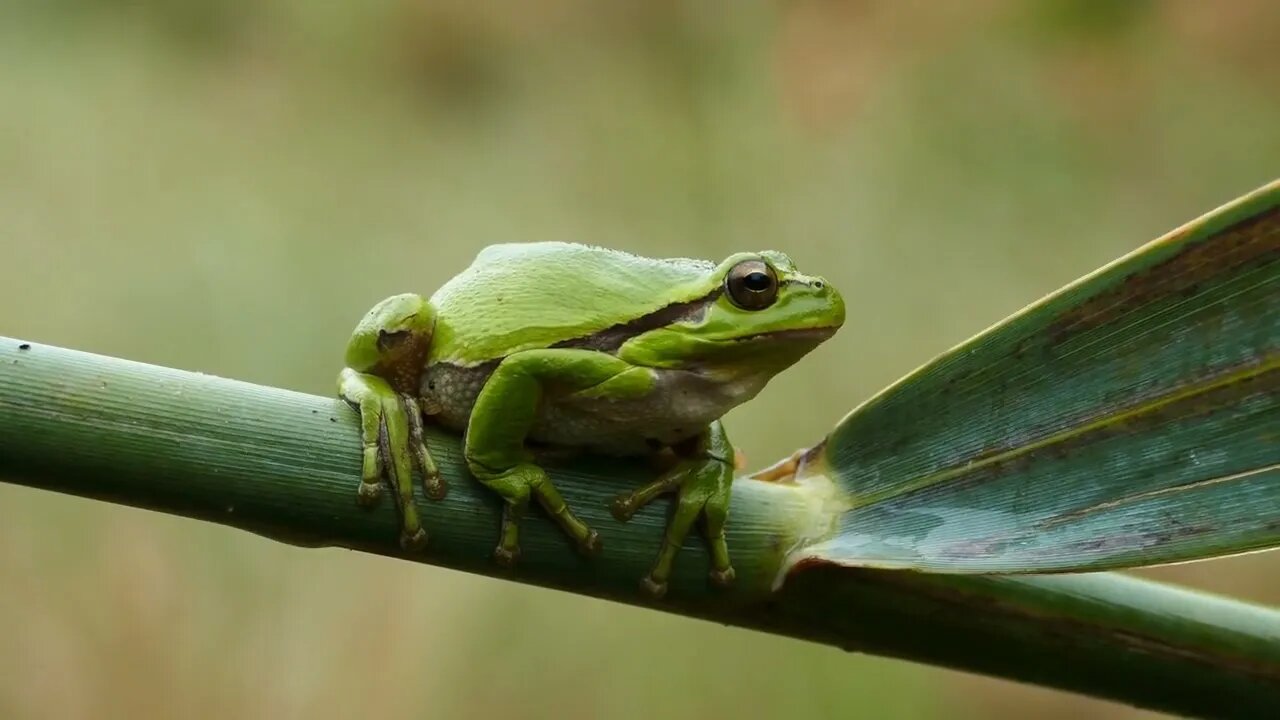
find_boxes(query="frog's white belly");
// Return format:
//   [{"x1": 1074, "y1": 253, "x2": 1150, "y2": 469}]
[{"x1": 422, "y1": 362, "x2": 768, "y2": 455}]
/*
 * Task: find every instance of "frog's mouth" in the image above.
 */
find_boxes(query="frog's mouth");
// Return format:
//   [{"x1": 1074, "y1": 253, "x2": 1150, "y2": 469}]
[{"x1": 730, "y1": 325, "x2": 841, "y2": 344}]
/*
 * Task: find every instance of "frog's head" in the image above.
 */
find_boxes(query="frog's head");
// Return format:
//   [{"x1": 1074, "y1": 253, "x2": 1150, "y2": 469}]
[
  {"x1": 619, "y1": 251, "x2": 845, "y2": 377},
  {"x1": 344, "y1": 293, "x2": 435, "y2": 391}
]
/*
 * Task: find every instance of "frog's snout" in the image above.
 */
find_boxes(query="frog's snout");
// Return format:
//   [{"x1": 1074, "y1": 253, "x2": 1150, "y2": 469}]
[
  {"x1": 797, "y1": 273, "x2": 845, "y2": 331},
  {"x1": 822, "y1": 278, "x2": 846, "y2": 329}
]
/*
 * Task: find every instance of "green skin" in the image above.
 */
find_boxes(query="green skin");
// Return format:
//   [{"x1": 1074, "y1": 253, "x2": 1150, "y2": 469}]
[{"x1": 337, "y1": 242, "x2": 844, "y2": 597}]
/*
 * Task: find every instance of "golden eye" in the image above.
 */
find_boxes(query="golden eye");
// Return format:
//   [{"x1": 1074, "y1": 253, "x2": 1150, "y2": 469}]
[{"x1": 725, "y1": 259, "x2": 778, "y2": 310}]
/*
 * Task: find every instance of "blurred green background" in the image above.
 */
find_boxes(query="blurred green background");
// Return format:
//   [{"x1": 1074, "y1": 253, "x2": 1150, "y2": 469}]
[{"x1": 1, "y1": 1, "x2": 1277, "y2": 718}]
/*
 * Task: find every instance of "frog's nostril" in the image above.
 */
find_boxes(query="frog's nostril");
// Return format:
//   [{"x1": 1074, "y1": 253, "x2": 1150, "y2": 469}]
[{"x1": 814, "y1": 281, "x2": 824, "y2": 289}]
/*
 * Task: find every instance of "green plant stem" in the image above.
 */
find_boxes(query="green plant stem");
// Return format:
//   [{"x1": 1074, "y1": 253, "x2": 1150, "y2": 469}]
[{"x1": 1, "y1": 336, "x2": 1277, "y2": 717}]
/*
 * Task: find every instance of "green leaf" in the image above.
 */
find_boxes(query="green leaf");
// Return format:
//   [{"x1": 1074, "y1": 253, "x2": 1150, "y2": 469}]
[{"x1": 789, "y1": 179, "x2": 1280, "y2": 574}]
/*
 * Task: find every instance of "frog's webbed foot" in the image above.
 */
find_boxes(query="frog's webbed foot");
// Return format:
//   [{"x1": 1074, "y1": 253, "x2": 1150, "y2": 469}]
[
  {"x1": 469, "y1": 461, "x2": 602, "y2": 567},
  {"x1": 611, "y1": 423, "x2": 736, "y2": 599},
  {"x1": 339, "y1": 368, "x2": 443, "y2": 551}
]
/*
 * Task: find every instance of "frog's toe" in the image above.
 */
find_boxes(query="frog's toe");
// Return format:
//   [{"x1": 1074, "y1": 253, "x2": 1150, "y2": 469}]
[
  {"x1": 354, "y1": 435, "x2": 386, "y2": 509},
  {"x1": 356, "y1": 481, "x2": 384, "y2": 508},
  {"x1": 422, "y1": 470, "x2": 448, "y2": 501},
  {"x1": 608, "y1": 495, "x2": 636, "y2": 522},
  {"x1": 709, "y1": 566, "x2": 736, "y2": 588},
  {"x1": 400, "y1": 527, "x2": 429, "y2": 552},
  {"x1": 640, "y1": 575, "x2": 668, "y2": 600},
  {"x1": 578, "y1": 529, "x2": 603, "y2": 557},
  {"x1": 493, "y1": 544, "x2": 521, "y2": 569},
  {"x1": 405, "y1": 407, "x2": 447, "y2": 502}
]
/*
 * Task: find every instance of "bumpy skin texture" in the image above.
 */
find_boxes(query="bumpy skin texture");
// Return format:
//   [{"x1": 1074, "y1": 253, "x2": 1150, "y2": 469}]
[{"x1": 339, "y1": 242, "x2": 844, "y2": 596}]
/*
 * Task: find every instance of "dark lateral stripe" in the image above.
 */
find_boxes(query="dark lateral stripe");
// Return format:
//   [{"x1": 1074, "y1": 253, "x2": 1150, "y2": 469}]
[{"x1": 552, "y1": 288, "x2": 722, "y2": 353}]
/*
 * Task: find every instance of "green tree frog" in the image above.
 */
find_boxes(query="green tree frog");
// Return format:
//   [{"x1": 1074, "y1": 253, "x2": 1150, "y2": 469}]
[{"x1": 337, "y1": 242, "x2": 844, "y2": 597}]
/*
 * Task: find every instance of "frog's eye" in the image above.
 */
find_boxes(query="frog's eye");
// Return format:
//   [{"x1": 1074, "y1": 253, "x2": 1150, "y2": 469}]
[{"x1": 725, "y1": 259, "x2": 778, "y2": 310}]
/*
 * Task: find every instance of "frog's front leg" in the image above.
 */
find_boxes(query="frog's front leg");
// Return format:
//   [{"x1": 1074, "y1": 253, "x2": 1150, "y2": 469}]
[
  {"x1": 610, "y1": 421, "x2": 736, "y2": 599},
  {"x1": 337, "y1": 294, "x2": 444, "y2": 550},
  {"x1": 465, "y1": 349, "x2": 654, "y2": 567}
]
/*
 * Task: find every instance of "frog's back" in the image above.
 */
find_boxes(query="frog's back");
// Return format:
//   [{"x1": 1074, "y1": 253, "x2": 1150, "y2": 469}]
[{"x1": 430, "y1": 242, "x2": 715, "y2": 365}]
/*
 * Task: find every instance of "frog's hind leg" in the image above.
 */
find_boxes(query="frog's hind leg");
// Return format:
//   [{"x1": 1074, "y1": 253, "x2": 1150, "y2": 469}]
[
  {"x1": 468, "y1": 461, "x2": 591, "y2": 567},
  {"x1": 464, "y1": 349, "x2": 656, "y2": 566},
  {"x1": 610, "y1": 421, "x2": 736, "y2": 599}
]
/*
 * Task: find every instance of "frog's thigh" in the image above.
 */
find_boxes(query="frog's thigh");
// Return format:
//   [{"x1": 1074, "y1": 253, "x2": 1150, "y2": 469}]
[
  {"x1": 465, "y1": 350, "x2": 650, "y2": 559},
  {"x1": 464, "y1": 349, "x2": 652, "y2": 469}
]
